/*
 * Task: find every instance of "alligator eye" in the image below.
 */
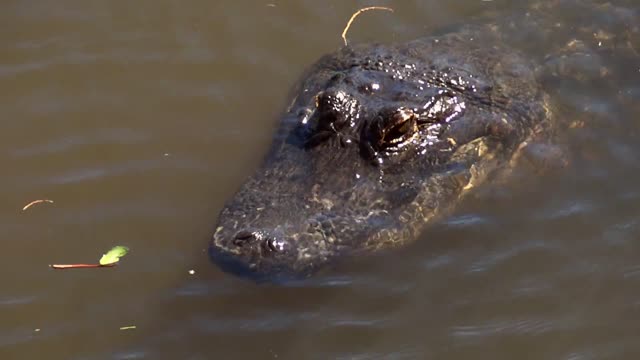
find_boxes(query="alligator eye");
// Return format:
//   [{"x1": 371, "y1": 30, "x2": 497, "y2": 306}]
[
  {"x1": 367, "y1": 107, "x2": 418, "y2": 151},
  {"x1": 383, "y1": 108, "x2": 417, "y2": 144}
]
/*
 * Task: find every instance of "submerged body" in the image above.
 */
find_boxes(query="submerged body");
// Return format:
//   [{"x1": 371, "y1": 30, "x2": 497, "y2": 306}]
[{"x1": 209, "y1": 1, "x2": 638, "y2": 281}]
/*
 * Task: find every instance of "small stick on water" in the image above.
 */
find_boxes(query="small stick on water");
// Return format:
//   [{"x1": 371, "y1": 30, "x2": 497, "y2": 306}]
[
  {"x1": 50, "y1": 263, "x2": 116, "y2": 269},
  {"x1": 341, "y1": 6, "x2": 394, "y2": 46},
  {"x1": 50, "y1": 246, "x2": 129, "y2": 270},
  {"x1": 22, "y1": 199, "x2": 54, "y2": 211}
]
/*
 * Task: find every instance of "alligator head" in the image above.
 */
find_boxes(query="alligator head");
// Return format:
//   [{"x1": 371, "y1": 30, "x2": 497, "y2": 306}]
[{"x1": 209, "y1": 32, "x2": 547, "y2": 281}]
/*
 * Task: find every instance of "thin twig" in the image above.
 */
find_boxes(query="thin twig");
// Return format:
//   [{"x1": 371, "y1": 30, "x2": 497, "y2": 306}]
[
  {"x1": 341, "y1": 6, "x2": 394, "y2": 46},
  {"x1": 50, "y1": 263, "x2": 116, "y2": 269},
  {"x1": 22, "y1": 199, "x2": 54, "y2": 211}
]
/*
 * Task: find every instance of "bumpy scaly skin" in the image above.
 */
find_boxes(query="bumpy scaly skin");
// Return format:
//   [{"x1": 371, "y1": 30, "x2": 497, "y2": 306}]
[
  {"x1": 210, "y1": 1, "x2": 638, "y2": 281},
  {"x1": 210, "y1": 27, "x2": 549, "y2": 280}
]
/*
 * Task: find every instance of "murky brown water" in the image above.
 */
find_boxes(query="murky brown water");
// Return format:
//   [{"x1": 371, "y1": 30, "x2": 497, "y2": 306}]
[{"x1": 2, "y1": 0, "x2": 640, "y2": 359}]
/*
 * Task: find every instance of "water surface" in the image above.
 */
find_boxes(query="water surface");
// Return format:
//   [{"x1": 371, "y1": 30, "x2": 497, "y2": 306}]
[{"x1": 2, "y1": 1, "x2": 640, "y2": 359}]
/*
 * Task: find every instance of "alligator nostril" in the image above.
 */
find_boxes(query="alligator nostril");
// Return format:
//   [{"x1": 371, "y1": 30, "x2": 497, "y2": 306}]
[
  {"x1": 263, "y1": 238, "x2": 287, "y2": 253},
  {"x1": 266, "y1": 239, "x2": 277, "y2": 252},
  {"x1": 233, "y1": 230, "x2": 255, "y2": 247}
]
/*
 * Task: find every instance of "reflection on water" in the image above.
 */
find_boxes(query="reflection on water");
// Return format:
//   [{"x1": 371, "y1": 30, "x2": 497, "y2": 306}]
[{"x1": 2, "y1": 0, "x2": 639, "y2": 359}]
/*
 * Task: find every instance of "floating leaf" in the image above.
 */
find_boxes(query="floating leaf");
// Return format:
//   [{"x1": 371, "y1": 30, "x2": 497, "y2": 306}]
[{"x1": 99, "y1": 246, "x2": 129, "y2": 265}]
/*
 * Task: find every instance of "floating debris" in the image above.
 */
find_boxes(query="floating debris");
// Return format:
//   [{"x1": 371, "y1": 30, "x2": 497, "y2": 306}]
[
  {"x1": 119, "y1": 326, "x2": 136, "y2": 330},
  {"x1": 99, "y1": 246, "x2": 130, "y2": 266},
  {"x1": 188, "y1": 269, "x2": 195, "y2": 275},
  {"x1": 51, "y1": 246, "x2": 129, "y2": 270},
  {"x1": 341, "y1": 6, "x2": 394, "y2": 46},
  {"x1": 22, "y1": 199, "x2": 54, "y2": 211},
  {"x1": 50, "y1": 263, "x2": 115, "y2": 269}
]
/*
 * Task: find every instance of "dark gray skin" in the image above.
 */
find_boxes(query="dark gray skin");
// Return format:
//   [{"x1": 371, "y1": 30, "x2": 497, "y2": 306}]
[{"x1": 209, "y1": 1, "x2": 638, "y2": 281}]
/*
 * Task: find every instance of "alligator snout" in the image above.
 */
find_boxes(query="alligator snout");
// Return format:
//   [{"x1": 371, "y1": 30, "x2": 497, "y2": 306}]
[{"x1": 210, "y1": 223, "x2": 302, "y2": 281}]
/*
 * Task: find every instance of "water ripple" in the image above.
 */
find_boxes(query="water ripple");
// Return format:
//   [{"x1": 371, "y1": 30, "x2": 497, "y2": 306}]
[
  {"x1": 443, "y1": 213, "x2": 490, "y2": 227},
  {"x1": 0, "y1": 295, "x2": 37, "y2": 306},
  {"x1": 622, "y1": 265, "x2": 640, "y2": 279},
  {"x1": 466, "y1": 240, "x2": 556, "y2": 274},
  {"x1": 539, "y1": 200, "x2": 595, "y2": 220},
  {"x1": 10, "y1": 129, "x2": 150, "y2": 158},
  {"x1": 451, "y1": 317, "x2": 558, "y2": 338}
]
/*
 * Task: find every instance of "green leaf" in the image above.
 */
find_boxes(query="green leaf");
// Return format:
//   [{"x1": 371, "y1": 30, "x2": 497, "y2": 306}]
[{"x1": 99, "y1": 246, "x2": 129, "y2": 265}]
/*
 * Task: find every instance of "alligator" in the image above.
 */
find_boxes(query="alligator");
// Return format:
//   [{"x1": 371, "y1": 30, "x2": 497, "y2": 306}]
[{"x1": 209, "y1": 0, "x2": 638, "y2": 281}]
